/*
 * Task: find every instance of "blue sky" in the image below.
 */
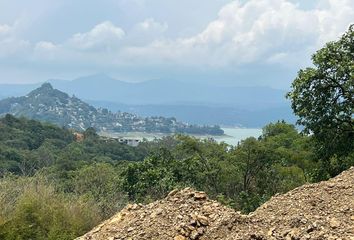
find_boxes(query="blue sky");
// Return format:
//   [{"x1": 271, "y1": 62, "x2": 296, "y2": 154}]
[{"x1": 0, "y1": 0, "x2": 353, "y2": 88}]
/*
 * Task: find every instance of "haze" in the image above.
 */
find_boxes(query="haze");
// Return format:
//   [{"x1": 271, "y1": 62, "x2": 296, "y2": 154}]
[{"x1": 0, "y1": 0, "x2": 353, "y2": 89}]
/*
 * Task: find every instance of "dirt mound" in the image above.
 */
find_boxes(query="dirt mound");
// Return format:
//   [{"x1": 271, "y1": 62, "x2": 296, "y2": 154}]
[{"x1": 78, "y1": 167, "x2": 354, "y2": 240}]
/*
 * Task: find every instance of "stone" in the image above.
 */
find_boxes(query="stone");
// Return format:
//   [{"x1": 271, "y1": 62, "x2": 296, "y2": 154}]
[
  {"x1": 193, "y1": 192, "x2": 207, "y2": 200},
  {"x1": 174, "y1": 235, "x2": 187, "y2": 240},
  {"x1": 156, "y1": 208, "x2": 163, "y2": 215},
  {"x1": 197, "y1": 215, "x2": 209, "y2": 226},
  {"x1": 329, "y1": 218, "x2": 340, "y2": 228},
  {"x1": 190, "y1": 230, "x2": 199, "y2": 240},
  {"x1": 267, "y1": 227, "x2": 275, "y2": 236},
  {"x1": 168, "y1": 189, "x2": 179, "y2": 197}
]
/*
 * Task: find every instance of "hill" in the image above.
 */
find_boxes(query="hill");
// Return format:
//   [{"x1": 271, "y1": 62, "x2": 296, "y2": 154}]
[
  {"x1": 0, "y1": 74, "x2": 295, "y2": 127},
  {"x1": 0, "y1": 83, "x2": 223, "y2": 135},
  {"x1": 78, "y1": 167, "x2": 354, "y2": 239}
]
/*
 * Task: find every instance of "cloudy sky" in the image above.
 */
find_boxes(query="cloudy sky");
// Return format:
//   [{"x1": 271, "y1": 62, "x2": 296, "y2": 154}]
[{"x1": 0, "y1": 0, "x2": 353, "y2": 88}]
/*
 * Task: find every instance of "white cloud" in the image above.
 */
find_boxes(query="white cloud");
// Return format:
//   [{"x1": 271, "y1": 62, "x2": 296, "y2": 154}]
[
  {"x1": 137, "y1": 18, "x2": 168, "y2": 33},
  {"x1": 1, "y1": 0, "x2": 353, "y2": 83},
  {"x1": 32, "y1": 41, "x2": 60, "y2": 61},
  {"x1": 124, "y1": 18, "x2": 169, "y2": 46},
  {"x1": 68, "y1": 21, "x2": 125, "y2": 51},
  {"x1": 35, "y1": 41, "x2": 57, "y2": 51},
  {"x1": 0, "y1": 24, "x2": 11, "y2": 36},
  {"x1": 125, "y1": 0, "x2": 353, "y2": 67},
  {"x1": 0, "y1": 23, "x2": 31, "y2": 58}
]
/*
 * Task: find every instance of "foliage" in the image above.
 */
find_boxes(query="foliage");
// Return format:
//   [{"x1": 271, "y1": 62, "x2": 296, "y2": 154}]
[
  {"x1": 0, "y1": 117, "x2": 330, "y2": 238},
  {"x1": 72, "y1": 163, "x2": 128, "y2": 218},
  {"x1": 0, "y1": 115, "x2": 146, "y2": 177},
  {"x1": 0, "y1": 176, "x2": 101, "y2": 240},
  {"x1": 122, "y1": 122, "x2": 314, "y2": 212},
  {"x1": 287, "y1": 24, "x2": 354, "y2": 178}
]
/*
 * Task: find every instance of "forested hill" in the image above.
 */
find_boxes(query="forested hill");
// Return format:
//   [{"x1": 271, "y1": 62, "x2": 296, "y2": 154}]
[
  {"x1": 0, "y1": 83, "x2": 223, "y2": 135},
  {"x1": 0, "y1": 114, "x2": 148, "y2": 177}
]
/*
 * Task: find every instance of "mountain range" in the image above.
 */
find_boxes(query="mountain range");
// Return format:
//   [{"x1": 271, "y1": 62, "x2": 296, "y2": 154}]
[
  {"x1": 0, "y1": 74, "x2": 296, "y2": 127},
  {"x1": 0, "y1": 83, "x2": 223, "y2": 135}
]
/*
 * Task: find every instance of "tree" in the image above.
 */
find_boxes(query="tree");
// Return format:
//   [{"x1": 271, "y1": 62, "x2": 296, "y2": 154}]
[
  {"x1": 83, "y1": 127, "x2": 99, "y2": 140},
  {"x1": 287, "y1": 25, "x2": 354, "y2": 165},
  {"x1": 232, "y1": 138, "x2": 267, "y2": 194},
  {"x1": 73, "y1": 163, "x2": 127, "y2": 217}
]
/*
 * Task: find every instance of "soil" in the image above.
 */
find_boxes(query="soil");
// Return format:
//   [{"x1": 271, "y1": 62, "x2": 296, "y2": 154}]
[{"x1": 77, "y1": 167, "x2": 354, "y2": 240}]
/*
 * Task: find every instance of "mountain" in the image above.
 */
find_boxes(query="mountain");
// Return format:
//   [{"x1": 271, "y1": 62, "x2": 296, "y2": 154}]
[
  {"x1": 47, "y1": 74, "x2": 287, "y2": 109},
  {"x1": 88, "y1": 100, "x2": 296, "y2": 127},
  {"x1": 0, "y1": 83, "x2": 224, "y2": 135},
  {"x1": 0, "y1": 74, "x2": 295, "y2": 127}
]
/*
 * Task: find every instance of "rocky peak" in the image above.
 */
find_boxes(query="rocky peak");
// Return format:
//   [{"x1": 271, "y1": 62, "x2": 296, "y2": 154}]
[
  {"x1": 40, "y1": 82, "x2": 53, "y2": 90},
  {"x1": 27, "y1": 82, "x2": 65, "y2": 99}
]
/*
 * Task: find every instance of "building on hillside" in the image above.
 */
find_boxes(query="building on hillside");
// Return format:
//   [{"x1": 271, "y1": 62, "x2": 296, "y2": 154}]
[{"x1": 74, "y1": 132, "x2": 84, "y2": 142}]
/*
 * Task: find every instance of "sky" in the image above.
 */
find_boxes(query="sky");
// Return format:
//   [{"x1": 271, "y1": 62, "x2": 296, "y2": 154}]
[{"x1": 0, "y1": 0, "x2": 353, "y2": 89}]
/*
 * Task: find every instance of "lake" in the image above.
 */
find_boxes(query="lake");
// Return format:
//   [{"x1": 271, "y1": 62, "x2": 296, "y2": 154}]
[
  {"x1": 215, "y1": 128, "x2": 262, "y2": 145},
  {"x1": 100, "y1": 127, "x2": 262, "y2": 146}
]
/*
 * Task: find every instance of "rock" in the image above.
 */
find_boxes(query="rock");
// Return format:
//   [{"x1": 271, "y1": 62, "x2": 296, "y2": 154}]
[
  {"x1": 190, "y1": 230, "x2": 199, "y2": 240},
  {"x1": 168, "y1": 189, "x2": 179, "y2": 197},
  {"x1": 197, "y1": 227, "x2": 205, "y2": 235},
  {"x1": 267, "y1": 227, "x2": 275, "y2": 236},
  {"x1": 156, "y1": 208, "x2": 163, "y2": 215},
  {"x1": 329, "y1": 218, "x2": 340, "y2": 228},
  {"x1": 174, "y1": 235, "x2": 187, "y2": 240},
  {"x1": 286, "y1": 229, "x2": 300, "y2": 240},
  {"x1": 197, "y1": 215, "x2": 209, "y2": 226},
  {"x1": 193, "y1": 192, "x2": 207, "y2": 200}
]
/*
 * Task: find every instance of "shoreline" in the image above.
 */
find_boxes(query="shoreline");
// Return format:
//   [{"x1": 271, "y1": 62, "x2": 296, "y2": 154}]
[{"x1": 99, "y1": 127, "x2": 262, "y2": 146}]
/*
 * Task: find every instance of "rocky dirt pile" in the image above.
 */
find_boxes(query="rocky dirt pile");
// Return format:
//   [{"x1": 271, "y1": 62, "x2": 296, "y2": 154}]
[{"x1": 78, "y1": 167, "x2": 354, "y2": 240}]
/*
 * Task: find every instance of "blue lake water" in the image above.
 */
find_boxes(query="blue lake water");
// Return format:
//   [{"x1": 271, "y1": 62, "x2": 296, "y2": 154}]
[
  {"x1": 101, "y1": 128, "x2": 262, "y2": 146},
  {"x1": 213, "y1": 128, "x2": 263, "y2": 145}
]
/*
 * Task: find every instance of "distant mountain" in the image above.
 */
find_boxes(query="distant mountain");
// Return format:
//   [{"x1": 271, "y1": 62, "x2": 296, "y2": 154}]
[
  {"x1": 0, "y1": 74, "x2": 295, "y2": 127},
  {"x1": 46, "y1": 74, "x2": 287, "y2": 110},
  {"x1": 0, "y1": 83, "x2": 223, "y2": 135},
  {"x1": 88, "y1": 101, "x2": 296, "y2": 128}
]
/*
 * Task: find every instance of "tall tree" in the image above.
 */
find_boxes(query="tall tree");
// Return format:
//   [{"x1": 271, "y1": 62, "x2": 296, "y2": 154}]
[{"x1": 287, "y1": 25, "x2": 354, "y2": 165}]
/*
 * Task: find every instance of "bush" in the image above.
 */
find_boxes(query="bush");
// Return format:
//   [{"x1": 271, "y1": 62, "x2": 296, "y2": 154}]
[{"x1": 0, "y1": 176, "x2": 101, "y2": 240}]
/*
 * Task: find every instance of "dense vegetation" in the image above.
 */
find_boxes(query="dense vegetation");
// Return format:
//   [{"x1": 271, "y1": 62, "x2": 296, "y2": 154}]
[
  {"x1": 287, "y1": 24, "x2": 354, "y2": 180},
  {"x1": 0, "y1": 115, "x2": 319, "y2": 239},
  {"x1": 0, "y1": 24, "x2": 352, "y2": 240}
]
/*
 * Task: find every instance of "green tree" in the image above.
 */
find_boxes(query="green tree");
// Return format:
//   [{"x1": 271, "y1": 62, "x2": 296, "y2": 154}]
[
  {"x1": 83, "y1": 127, "x2": 99, "y2": 141},
  {"x1": 287, "y1": 24, "x2": 354, "y2": 176},
  {"x1": 73, "y1": 163, "x2": 127, "y2": 217}
]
